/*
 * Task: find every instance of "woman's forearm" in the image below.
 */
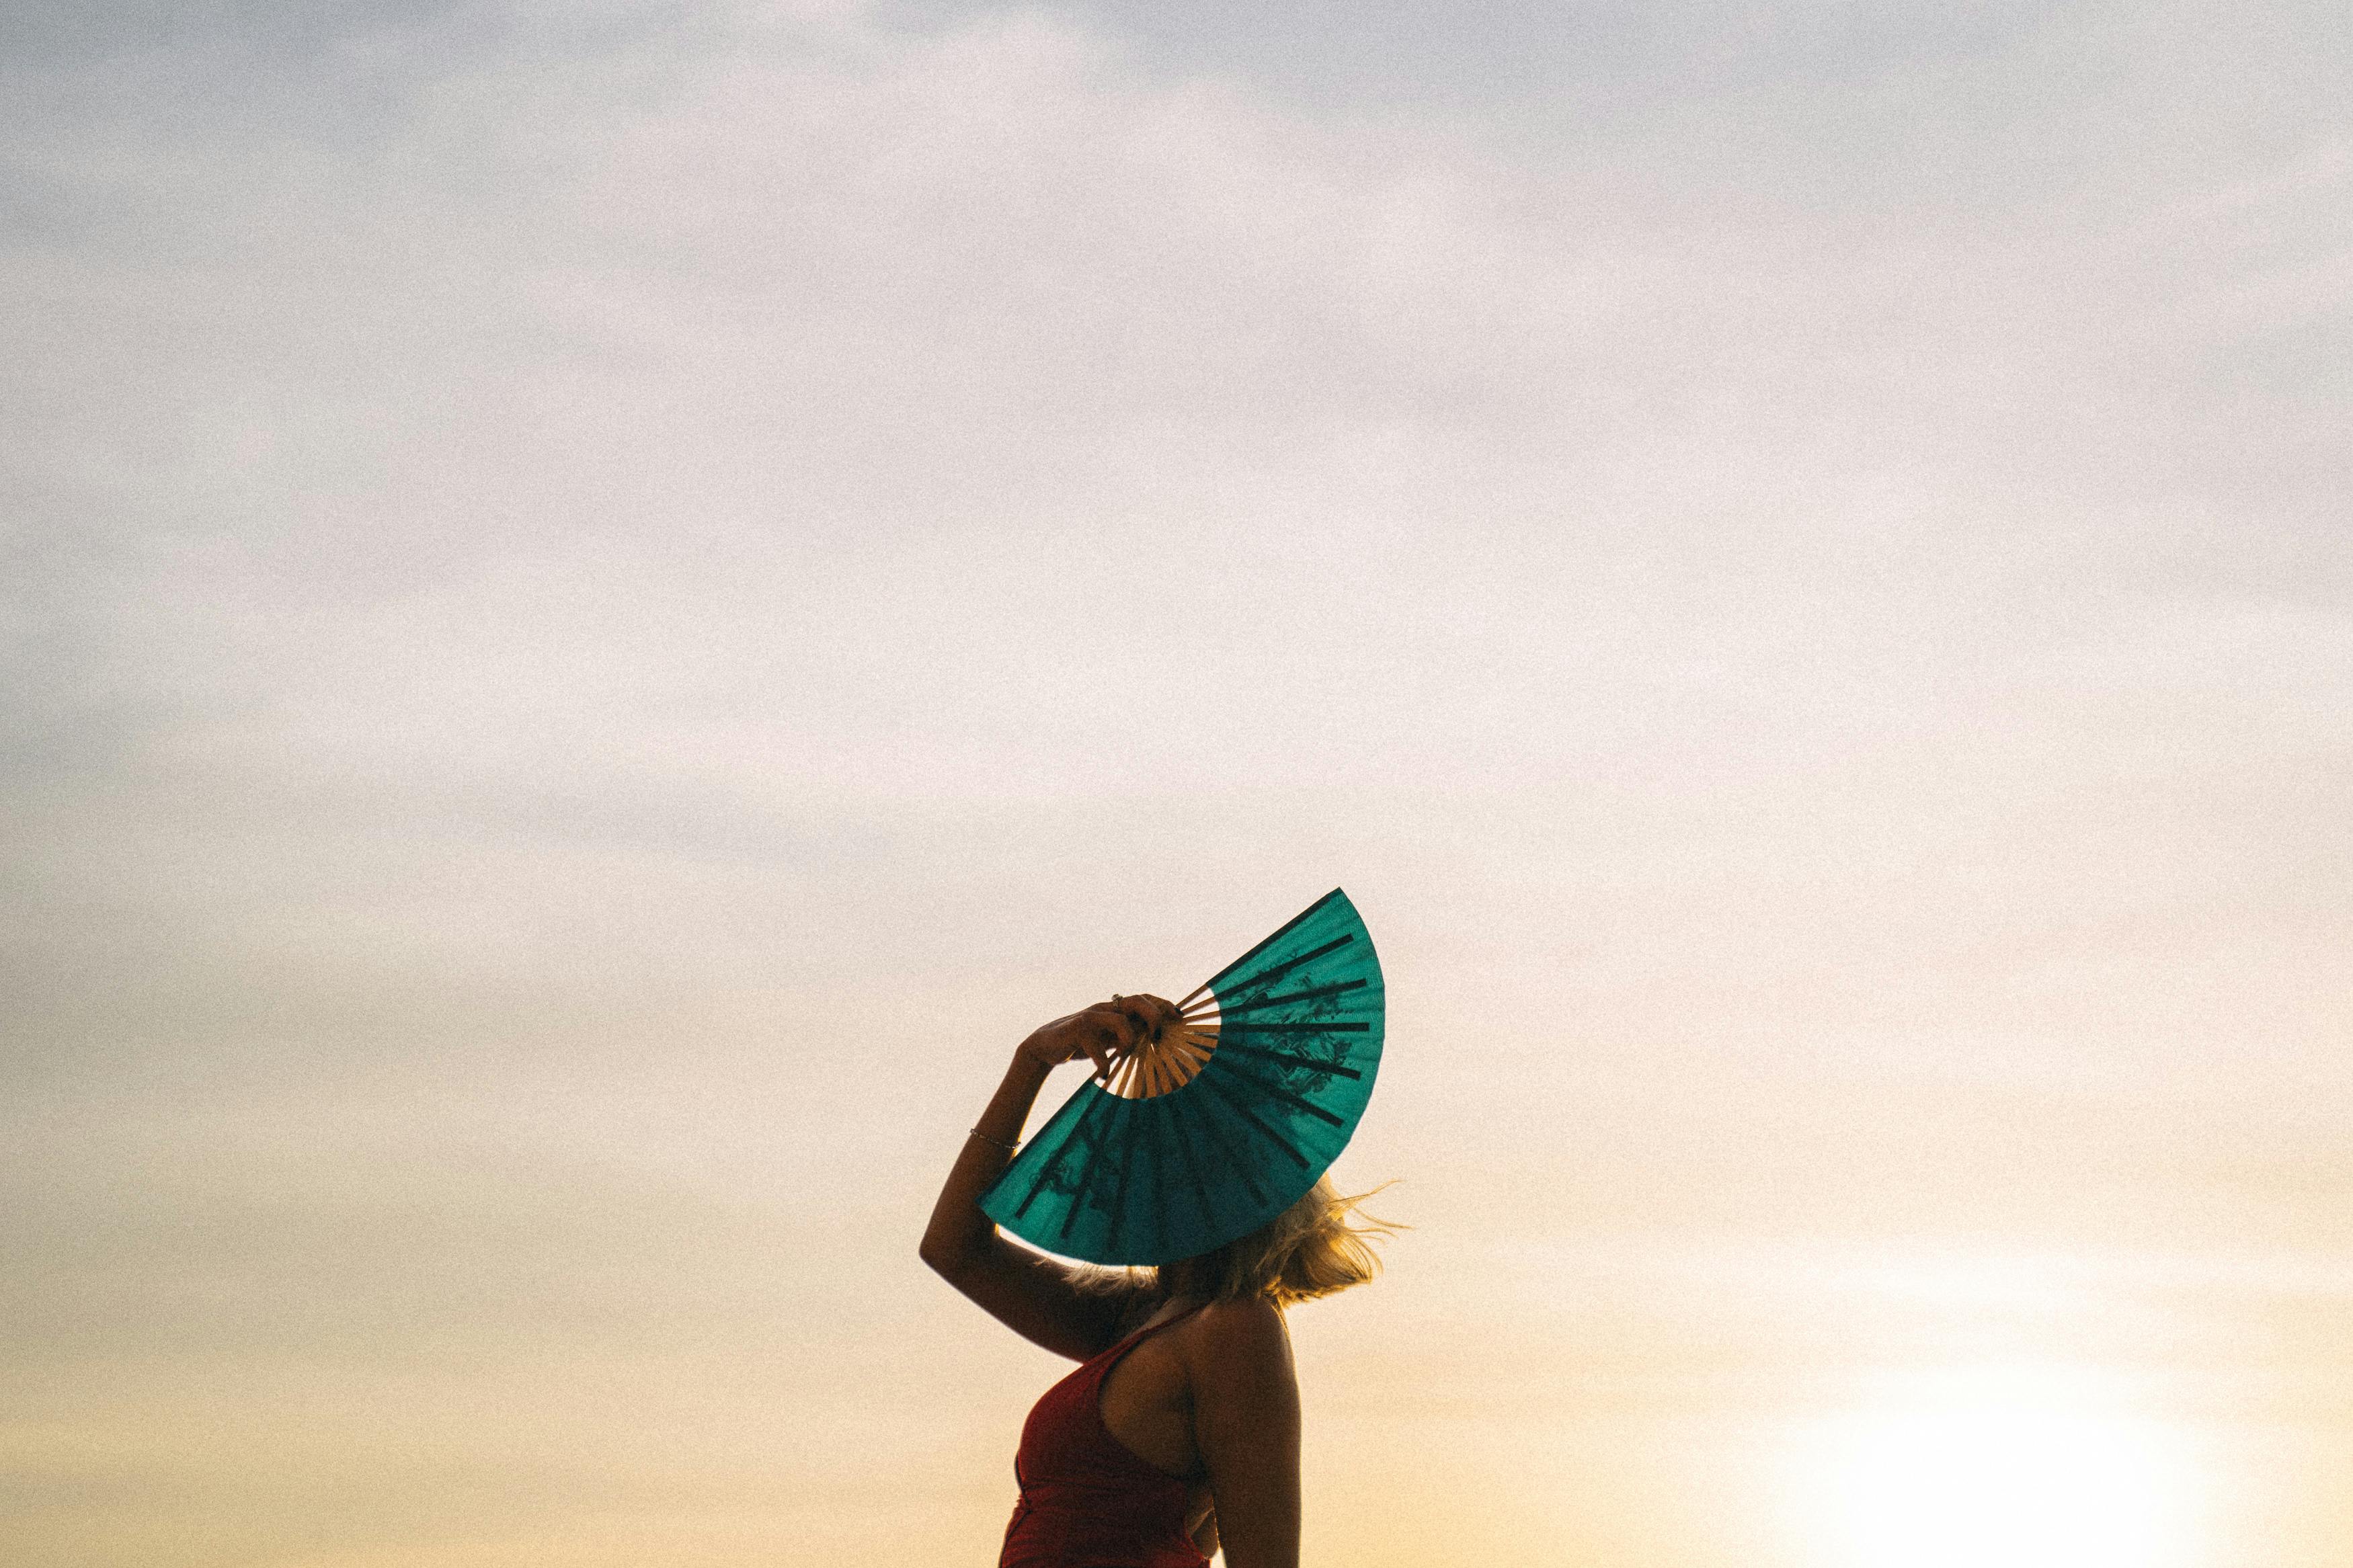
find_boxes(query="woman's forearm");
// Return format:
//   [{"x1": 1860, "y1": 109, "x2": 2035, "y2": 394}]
[{"x1": 919, "y1": 1050, "x2": 1053, "y2": 1274}]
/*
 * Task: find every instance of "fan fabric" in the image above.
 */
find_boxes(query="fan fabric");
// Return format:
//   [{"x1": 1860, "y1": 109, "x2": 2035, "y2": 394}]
[{"x1": 980, "y1": 889, "x2": 1384, "y2": 1266}]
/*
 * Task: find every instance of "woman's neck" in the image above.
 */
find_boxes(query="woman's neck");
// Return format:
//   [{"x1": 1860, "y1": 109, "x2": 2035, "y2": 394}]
[{"x1": 1156, "y1": 1260, "x2": 1209, "y2": 1302}]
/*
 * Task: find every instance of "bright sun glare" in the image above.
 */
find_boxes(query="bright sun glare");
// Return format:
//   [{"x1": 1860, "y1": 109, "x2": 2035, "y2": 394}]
[{"x1": 1798, "y1": 1369, "x2": 2205, "y2": 1568}]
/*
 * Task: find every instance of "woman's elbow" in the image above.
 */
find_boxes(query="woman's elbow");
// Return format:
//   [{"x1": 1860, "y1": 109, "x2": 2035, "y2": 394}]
[{"x1": 920, "y1": 1233, "x2": 973, "y2": 1280}]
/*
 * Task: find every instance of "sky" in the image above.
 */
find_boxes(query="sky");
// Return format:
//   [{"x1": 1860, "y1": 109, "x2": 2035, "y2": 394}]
[{"x1": 3, "y1": 1, "x2": 2350, "y2": 1564}]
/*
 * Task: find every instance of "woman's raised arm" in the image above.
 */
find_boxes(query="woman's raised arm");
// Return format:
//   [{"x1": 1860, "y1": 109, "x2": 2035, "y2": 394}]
[{"x1": 918, "y1": 998, "x2": 1170, "y2": 1360}]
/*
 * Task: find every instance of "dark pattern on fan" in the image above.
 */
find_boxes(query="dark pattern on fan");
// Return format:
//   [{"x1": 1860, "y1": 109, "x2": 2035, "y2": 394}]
[{"x1": 980, "y1": 889, "x2": 1386, "y2": 1266}]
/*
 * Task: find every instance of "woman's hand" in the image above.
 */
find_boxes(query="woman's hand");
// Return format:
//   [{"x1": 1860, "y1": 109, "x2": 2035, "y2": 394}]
[{"x1": 1015, "y1": 995, "x2": 1182, "y2": 1081}]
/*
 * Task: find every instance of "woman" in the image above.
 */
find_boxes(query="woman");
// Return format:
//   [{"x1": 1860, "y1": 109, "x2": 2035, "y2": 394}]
[{"x1": 922, "y1": 993, "x2": 1388, "y2": 1568}]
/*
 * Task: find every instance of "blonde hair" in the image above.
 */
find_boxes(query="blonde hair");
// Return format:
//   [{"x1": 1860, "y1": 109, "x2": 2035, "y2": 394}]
[{"x1": 1153, "y1": 1176, "x2": 1398, "y2": 1308}]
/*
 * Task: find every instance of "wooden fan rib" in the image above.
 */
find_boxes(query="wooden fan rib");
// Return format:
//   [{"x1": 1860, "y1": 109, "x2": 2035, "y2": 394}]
[
  {"x1": 1204, "y1": 889, "x2": 1346, "y2": 993},
  {"x1": 1184, "y1": 1081, "x2": 1272, "y2": 1206},
  {"x1": 1213, "y1": 1058, "x2": 1348, "y2": 1129},
  {"x1": 1054, "y1": 1099, "x2": 1115, "y2": 1241},
  {"x1": 1195, "y1": 1069, "x2": 1313, "y2": 1171},
  {"x1": 1213, "y1": 978, "x2": 1367, "y2": 1016},
  {"x1": 1167, "y1": 1094, "x2": 1221, "y2": 1231},
  {"x1": 1103, "y1": 1099, "x2": 1142, "y2": 1253},
  {"x1": 1011, "y1": 1089, "x2": 1106, "y2": 1220},
  {"x1": 1216, "y1": 932, "x2": 1355, "y2": 1003},
  {"x1": 1220, "y1": 1040, "x2": 1363, "y2": 1080},
  {"x1": 1158, "y1": 1042, "x2": 1199, "y2": 1094},
  {"x1": 1140, "y1": 1102, "x2": 1179, "y2": 1257}
]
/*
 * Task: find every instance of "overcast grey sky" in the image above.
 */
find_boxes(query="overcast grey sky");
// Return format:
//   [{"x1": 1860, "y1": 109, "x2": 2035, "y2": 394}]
[{"x1": 5, "y1": 3, "x2": 2350, "y2": 1565}]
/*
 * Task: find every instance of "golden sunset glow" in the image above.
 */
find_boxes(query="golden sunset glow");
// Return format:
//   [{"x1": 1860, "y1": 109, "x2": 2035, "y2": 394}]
[
  {"x1": 7, "y1": 1, "x2": 2348, "y2": 1565},
  {"x1": 1795, "y1": 1372, "x2": 2206, "y2": 1568}
]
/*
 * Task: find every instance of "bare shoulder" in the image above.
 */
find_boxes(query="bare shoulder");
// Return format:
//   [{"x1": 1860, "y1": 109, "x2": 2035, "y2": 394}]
[{"x1": 1176, "y1": 1298, "x2": 1295, "y2": 1383}]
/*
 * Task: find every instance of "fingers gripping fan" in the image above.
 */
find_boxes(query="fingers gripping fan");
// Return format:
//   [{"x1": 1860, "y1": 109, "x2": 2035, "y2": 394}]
[{"x1": 981, "y1": 889, "x2": 1384, "y2": 1266}]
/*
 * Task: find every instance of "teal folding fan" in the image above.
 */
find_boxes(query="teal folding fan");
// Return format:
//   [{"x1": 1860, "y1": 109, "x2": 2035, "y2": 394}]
[{"x1": 981, "y1": 889, "x2": 1385, "y2": 1266}]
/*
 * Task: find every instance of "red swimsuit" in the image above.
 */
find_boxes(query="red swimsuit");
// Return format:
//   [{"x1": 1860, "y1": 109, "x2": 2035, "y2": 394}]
[{"x1": 1000, "y1": 1305, "x2": 1212, "y2": 1568}]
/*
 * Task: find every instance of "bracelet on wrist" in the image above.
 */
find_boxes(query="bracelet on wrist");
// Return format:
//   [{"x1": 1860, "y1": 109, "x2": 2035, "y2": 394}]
[{"x1": 968, "y1": 1126, "x2": 1019, "y2": 1153}]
